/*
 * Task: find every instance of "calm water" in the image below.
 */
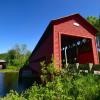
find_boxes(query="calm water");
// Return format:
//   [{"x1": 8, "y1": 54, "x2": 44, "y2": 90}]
[{"x1": 0, "y1": 72, "x2": 34, "y2": 97}]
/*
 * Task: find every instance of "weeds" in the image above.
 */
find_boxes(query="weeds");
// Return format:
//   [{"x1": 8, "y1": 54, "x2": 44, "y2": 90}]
[{"x1": 0, "y1": 61, "x2": 100, "y2": 100}]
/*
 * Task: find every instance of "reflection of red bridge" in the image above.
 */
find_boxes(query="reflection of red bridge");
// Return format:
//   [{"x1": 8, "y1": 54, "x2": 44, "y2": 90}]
[{"x1": 20, "y1": 14, "x2": 99, "y2": 78}]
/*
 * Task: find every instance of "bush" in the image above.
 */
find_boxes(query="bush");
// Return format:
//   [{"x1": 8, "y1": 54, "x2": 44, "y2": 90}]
[
  {"x1": 1, "y1": 62, "x2": 100, "y2": 100},
  {"x1": 0, "y1": 90, "x2": 25, "y2": 100},
  {"x1": 1, "y1": 74, "x2": 100, "y2": 100},
  {"x1": 7, "y1": 66, "x2": 19, "y2": 70}
]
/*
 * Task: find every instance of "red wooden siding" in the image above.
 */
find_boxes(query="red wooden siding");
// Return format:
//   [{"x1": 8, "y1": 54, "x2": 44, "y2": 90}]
[
  {"x1": 29, "y1": 14, "x2": 99, "y2": 73},
  {"x1": 29, "y1": 24, "x2": 53, "y2": 74}
]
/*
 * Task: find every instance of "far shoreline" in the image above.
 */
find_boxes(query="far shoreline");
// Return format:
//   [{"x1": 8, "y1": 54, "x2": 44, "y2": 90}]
[{"x1": 0, "y1": 69, "x2": 19, "y2": 73}]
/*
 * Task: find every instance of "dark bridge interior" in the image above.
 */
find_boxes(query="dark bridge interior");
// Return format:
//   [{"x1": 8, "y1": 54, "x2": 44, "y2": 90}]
[{"x1": 61, "y1": 34, "x2": 93, "y2": 67}]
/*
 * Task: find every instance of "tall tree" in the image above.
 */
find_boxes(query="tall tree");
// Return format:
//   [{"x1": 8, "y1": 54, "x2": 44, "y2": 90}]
[
  {"x1": 87, "y1": 16, "x2": 100, "y2": 35},
  {"x1": 87, "y1": 16, "x2": 100, "y2": 51}
]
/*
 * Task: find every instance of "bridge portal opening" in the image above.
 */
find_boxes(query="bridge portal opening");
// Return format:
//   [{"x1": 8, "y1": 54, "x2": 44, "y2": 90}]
[{"x1": 61, "y1": 34, "x2": 94, "y2": 67}]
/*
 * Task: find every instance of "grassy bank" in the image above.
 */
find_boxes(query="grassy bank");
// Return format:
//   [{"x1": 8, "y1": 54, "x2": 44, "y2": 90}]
[
  {"x1": 0, "y1": 66, "x2": 19, "y2": 72},
  {"x1": 0, "y1": 69, "x2": 19, "y2": 72}
]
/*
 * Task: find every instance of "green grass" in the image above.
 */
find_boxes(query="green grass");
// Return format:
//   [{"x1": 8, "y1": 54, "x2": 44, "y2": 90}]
[
  {"x1": 0, "y1": 69, "x2": 19, "y2": 72},
  {"x1": 0, "y1": 66, "x2": 19, "y2": 72}
]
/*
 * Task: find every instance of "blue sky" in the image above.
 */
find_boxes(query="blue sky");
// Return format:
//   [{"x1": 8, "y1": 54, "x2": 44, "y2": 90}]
[{"x1": 0, "y1": 0, "x2": 100, "y2": 53}]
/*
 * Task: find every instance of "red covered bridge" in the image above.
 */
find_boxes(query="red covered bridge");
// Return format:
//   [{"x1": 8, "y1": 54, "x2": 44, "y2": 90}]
[{"x1": 28, "y1": 14, "x2": 99, "y2": 74}]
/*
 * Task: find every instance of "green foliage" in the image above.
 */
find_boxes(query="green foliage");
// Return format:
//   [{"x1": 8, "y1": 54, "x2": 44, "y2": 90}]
[
  {"x1": 6, "y1": 44, "x2": 31, "y2": 69},
  {"x1": 7, "y1": 66, "x2": 19, "y2": 70},
  {"x1": 1, "y1": 74, "x2": 100, "y2": 100},
  {"x1": 0, "y1": 44, "x2": 31, "y2": 70},
  {"x1": 1, "y1": 62, "x2": 100, "y2": 100},
  {"x1": 73, "y1": 74, "x2": 100, "y2": 100},
  {"x1": 0, "y1": 90, "x2": 25, "y2": 100},
  {"x1": 40, "y1": 60, "x2": 57, "y2": 84},
  {"x1": 87, "y1": 16, "x2": 100, "y2": 35},
  {"x1": 0, "y1": 53, "x2": 7, "y2": 60},
  {"x1": 87, "y1": 16, "x2": 98, "y2": 27}
]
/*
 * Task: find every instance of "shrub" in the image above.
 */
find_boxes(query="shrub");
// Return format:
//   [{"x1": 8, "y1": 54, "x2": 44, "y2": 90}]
[
  {"x1": 1, "y1": 62, "x2": 100, "y2": 100},
  {"x1": 0, "y1": 90, "x2": 25, "y2": 100}
]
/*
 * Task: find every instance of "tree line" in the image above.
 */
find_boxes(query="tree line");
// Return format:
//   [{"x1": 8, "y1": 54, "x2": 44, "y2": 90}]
[
  {"x1": 87, "y1": 16, "x2": 100, "y2": 54},
  {"x1": 87, "y1": 16, "x2": 100, "y2": 35},
  {"x1": 0, "y1": 44, "x2": 31, "y2": 69}
]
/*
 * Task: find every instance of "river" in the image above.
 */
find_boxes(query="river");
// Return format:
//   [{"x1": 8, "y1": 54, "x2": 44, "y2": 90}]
[{"x1": 0, "y1": 72, "x2": 34, "y2": 97}]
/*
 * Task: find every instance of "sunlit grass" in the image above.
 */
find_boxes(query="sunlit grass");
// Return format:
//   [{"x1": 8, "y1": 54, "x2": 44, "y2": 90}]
[
  {"x1": 0, "y1": 69, "x2": 19, "y2": 72},
  {"x1": 0, "y1": 66, "x2": 19, "y2": 72}
]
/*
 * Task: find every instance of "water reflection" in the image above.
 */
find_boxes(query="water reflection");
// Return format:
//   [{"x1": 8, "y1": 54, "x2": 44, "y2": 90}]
[{"x1": 0, "y1": 72, "x2": 34, "y2": 97}]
